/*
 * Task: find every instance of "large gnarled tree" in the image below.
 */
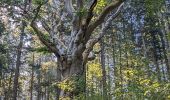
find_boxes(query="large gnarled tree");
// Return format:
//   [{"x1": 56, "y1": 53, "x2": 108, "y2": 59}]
[{"x1": 28, "y1": 0, "x2": 124, "y2": 98}]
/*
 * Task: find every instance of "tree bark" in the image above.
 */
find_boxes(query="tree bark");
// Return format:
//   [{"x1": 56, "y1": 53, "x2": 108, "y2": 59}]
[
  {"x1": 30, "y1": 53, "x2": 34, "y2": 100},
  {"x1": 100, "y1": 39, "x2": 108, "y2": 100},
  {"x1": 55, "y1": 67, "x2": 61, "y2": 100},
  {"x1": 12, "y1": 1, "x2": 27, "y2": 99},
  {"x1": 58, "y1": 57, "x2": 85, "y2": 98},
  {"x1": 7, "y1": 71, "x2": 13, "y2": 99},
  {"x1": 37, "y1": 69, "x2": 41, "y2": 100},
  {"x1": 12, "y1": 20, "x2": 25, "y2": 100}
]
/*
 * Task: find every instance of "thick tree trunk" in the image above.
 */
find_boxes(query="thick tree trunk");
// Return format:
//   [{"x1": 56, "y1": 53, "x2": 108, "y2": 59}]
[
  {"x1": 59, "y1": 58, "x2": 84, "y2": 78},
  {"x1": 58, "y1": 57, "x2": 85, "y2": 99}
]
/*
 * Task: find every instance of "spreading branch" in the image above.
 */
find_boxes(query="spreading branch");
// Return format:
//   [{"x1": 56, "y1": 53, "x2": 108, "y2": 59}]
[
  {"x1": 30, "y1": 3, "x2": 60, "y2": 57},
  {"x1": 84, "y1": 0, "x2": 97, "y2": 27},
  {"x1": 31, "y1": 22, "x2": 60, "y2": 57},
  {"x1": 71, "y1": 0, "x2": 97, "y2": 46},
  {"x1": 98, "y1": 2, "x2": 124, "y2": 39},
  {"x1": 83, "y1": 2, "x2": 124, "y2": 62},
  {"x1": 85, "y1": 0, "x2": 123, "y2": 41}
]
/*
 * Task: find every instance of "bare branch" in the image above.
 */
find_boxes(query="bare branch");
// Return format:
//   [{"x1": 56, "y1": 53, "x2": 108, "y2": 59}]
[
  {"x1": 84, "y1": 0, "x2": 97, "y2": 27},
  {"x1": 31, "y1": 4, "x2": 42, "y2": 22},
  {"x1": 31, "y1": 22, "x2": 60, "y2": 57},
  {"x1": 30, "y1": 3, "x2": 61, "y2": 57},
  {"x1": 40, "y1": 18, "x2": 67, "y2": 56},
  {"x1": 83, "y1": 2, "x2": 124, "y2": 62},
  {"x1": 85, "y1": 0, "x2": 123, "y2": 41},
  {"x1": 98, "y1": 2, "x2": 124, "y2": 39}
]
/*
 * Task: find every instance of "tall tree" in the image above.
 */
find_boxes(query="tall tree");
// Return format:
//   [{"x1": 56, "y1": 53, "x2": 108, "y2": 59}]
[
  {"x1": 29, "y1": 0, "x2": 124, "y2": 98},
  {"x1": 12, "y1": 16, "x2": 26, "y2": 100},
  {"x1": 12, "y1": 1, "x2": 27, "y2": 99}
]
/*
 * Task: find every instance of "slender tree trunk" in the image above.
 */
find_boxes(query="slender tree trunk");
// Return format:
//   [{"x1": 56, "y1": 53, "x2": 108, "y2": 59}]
[
  {"x1": 100, "y1": 39, "x2": 107, "y2": 100},
  {"x1": 7, "y1": 71, "x2": 13, "y2": 99},
  {"x1": 12, "y1": 1, "x2": 27, "y2": 99},
  {"x1": 12, "y1": 20, "x2": 25, "y2": 100},
  {"x1": 55, "y1": 64, "x2": 61, "y2": 100},
  {"x1": 151, "y1": 32, "x2": 161, "y2": 81},
  {"x1": 44, "y1": 86, "x2": 46, "y2": 100},
  {"x1": 141, "y1": 33, "x2": 151, "y2": 77},
  {"x1": 160, "y1": 58, "x2": 166, "y2": 81},
  {"x1": 112, "y1": 38, "x2": 118, "y2": 100},
  {"x1": 118, "y1": 32, "x2": 124, "y2": 100},
  {"x1": 47, "y1": 86, "x2": 50, "y2": 100},
  {"x1": 160, "y1": 33, "x2": 170, "y2": 80},
  {"x1": 30, "y1": 53, "x2": 34, "y2": 100},
  {"x1": 107, "y1": 55, "x2": 112, "y2": 100},
  {"x1": 152, "y1": 52, "x2": 161, "y2": 81},
  {"x1": 37, "y1": 69, "x2": 41, "y2": 100}
]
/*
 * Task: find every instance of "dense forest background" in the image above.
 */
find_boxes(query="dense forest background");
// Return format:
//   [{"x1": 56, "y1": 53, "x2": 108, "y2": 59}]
[{"x1": 0, "y1": 0, "x2": 170, "y2": 100}]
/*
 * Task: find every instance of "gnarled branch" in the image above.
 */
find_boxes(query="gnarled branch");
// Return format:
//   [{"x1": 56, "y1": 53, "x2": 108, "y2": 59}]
[
  {"x1": 83, "y1": 2, "x2": 124, "y2": 62},
  {"x1": 31, "y1": 22, "x2": 60, "y2": 57},
  {"x1": 30, "y1": 3, "x2": 60, "y2": 57},
  {"x1": 85, "y1": 0, "x2": 123, "y2": 41},
  {"x1": 84, "y1": 0, "x2": 97, "y2": 27}
]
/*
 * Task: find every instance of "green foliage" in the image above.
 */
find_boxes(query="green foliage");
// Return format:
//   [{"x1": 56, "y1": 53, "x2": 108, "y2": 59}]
[
  {"x1": 57, "y1": 75, "x2": 85, "y2": 94},
  {"x1": 0, "y1": 44, "x2": 7, "y2": 54},
  {"x1": 0, "y1": 44, "x2": 8, "y2": 70},
  {"x1": 145, "y1": 0, "x2": 164, "y2": 17},
  {"x1": 57, "y1": 78, "x2": 75, "y2": 92},
  {"x1": 168, "y1": 32, "x2": 170, "y2": 41},
  {"x1": 0, "y1": 21, "x2": 5, "y2": 36},
  {"x1": 73, "y1": 93, "x2": 86, "y2": 100},
  {"x1": 32, "y1": 0, "x2": 47, "y2": 5},
  {"x1": 0, "y1": 0, "x2": 23, "y2": 5},
  {"x1": 112, "y1": 51, "x2": 170, "y2": 100},
  {"x1": 94, "y1": 0, "x2": 107, "y2": 14},
  {"x1": 25, "y1": 26, "x2": 36, "y2": 35},
  {"x1": 114, "y1": 66, "x2": 170, "y2": 100},
  {"x1": 75, "y1": 8, "x2": 88, "y2": 17},
  {"x1": 87, "y1": 62, "x2": 102, "y2": 88},
  {"x1": 35, "y1": 46, "x2": 51, "y2": 54}
]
